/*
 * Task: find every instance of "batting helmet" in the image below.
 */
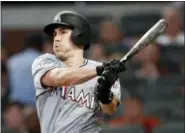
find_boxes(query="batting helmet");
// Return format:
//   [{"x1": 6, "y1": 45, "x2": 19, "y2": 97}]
[{"x1": 44, "y1": 11, "x2": 91, "y2": 50}]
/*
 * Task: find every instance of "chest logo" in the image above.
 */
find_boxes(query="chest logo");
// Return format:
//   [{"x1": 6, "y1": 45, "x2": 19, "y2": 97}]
[{"x1": 50, "y1": 86, "x2": 96, "y2": 110}]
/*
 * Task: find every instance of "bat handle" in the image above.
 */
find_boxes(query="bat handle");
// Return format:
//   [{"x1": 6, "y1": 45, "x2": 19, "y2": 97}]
[
  {"x1": 120, "y1": 58, "x2": 127, "y2": 63},
  {"x1": 120, "y1": 55, "x2": 129, "y2": 63}
]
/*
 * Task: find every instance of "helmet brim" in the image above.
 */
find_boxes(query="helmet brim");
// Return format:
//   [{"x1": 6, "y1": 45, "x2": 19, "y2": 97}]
[{"x1": 43, "y1": 22, "x2": 73, "y2": 36}]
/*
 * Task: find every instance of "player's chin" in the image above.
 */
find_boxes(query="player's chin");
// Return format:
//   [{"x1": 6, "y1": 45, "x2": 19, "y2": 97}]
[{"x1": 56, "y1": 52, "x2": 66, "y2": 61}]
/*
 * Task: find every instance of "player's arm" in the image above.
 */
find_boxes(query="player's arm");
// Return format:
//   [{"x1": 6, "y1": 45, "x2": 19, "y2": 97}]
[
  {"x1": 95, "y1": 70, "x2": 120, "y2": 115},
  {"x1": 40, "y1": 59, "x2": 124, "y2": 88},
  {"x1": 42, "y1": 67, "x2": 98, "y2": 87},
  {"x1": 32, "y1": 55, "x2": 102, "y2": 89},
  {"x1": 95, "y1": 61, "x2": 125, "y2": 115},
  {"x1": 100, "y1": 95, "x2": 119, "y2": 115},
  {"x1": 39, "y1": 61, "x2": 115, "y2": 88},
  {"x1": 32, "y1": 54, "x2": 122, "y2": 89},
  {"x1": 100, "y1": 80, "x2": 121, "y2": 115}
]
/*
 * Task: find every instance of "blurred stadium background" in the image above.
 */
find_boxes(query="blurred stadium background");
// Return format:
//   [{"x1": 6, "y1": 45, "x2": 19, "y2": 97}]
[{"x1": 1, "y1": 1, "x2": 184, "y2": 133}]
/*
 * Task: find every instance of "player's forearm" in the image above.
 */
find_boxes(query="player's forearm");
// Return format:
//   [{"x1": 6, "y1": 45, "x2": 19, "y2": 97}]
[
  {"x1": 53, "y1": 67, "x2": 97, "y2": 86},
  {"x1": 100, "y1": 95, "x2": 118, "y2": 115}
]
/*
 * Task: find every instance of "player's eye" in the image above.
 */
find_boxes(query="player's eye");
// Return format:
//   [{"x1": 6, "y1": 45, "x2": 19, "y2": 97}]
[
  {"x1": 60, "y1": 29, "x2": 67, "y2": 34},
  {"x1": 53, "y1": 32, "x2": 56, "y2": 37}
]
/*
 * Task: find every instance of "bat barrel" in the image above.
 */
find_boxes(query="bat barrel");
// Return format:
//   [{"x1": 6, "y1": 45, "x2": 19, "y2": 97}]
[{"x1": 120, "y1": 19, "x2": 168, "y2": 63}]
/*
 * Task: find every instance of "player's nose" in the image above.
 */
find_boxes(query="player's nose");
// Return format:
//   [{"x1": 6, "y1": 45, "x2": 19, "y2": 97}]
[
  {"x1": 53, "y1": 40, "x2": 60, "y2": 48},
  {"x1": 54, "y1": 33, "x2": 62, "y2": 42}
]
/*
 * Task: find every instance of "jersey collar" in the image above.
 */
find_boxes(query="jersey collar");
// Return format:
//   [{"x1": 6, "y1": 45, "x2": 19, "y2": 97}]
[{"x1": 79, "y1": 59, "x2": 88, "y2": 67}]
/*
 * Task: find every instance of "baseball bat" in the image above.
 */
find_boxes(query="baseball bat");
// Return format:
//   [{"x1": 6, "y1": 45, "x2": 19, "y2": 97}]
[{"x1": 120, "y1": 19, "x2": 168, "y2": 63}]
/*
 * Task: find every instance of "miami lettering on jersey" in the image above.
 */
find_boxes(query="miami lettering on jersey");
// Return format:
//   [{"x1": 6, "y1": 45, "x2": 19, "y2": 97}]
[{"x1": 50, "y1": 86, "x2": 96, "y2": 110}]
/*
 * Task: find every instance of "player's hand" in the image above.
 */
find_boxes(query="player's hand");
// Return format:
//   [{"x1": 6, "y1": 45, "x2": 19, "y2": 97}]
[
  {"x1": 95, "y1": 68, "x2": 118, "y2": 104},
  {"x1": 96, "y1": 60, "x2": 126, "y2": 76}
]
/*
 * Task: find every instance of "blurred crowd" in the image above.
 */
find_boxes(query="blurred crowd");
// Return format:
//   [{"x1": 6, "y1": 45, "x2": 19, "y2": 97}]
[{"x1": 1, "y1": 2, "x2": 184, "y2": 133}]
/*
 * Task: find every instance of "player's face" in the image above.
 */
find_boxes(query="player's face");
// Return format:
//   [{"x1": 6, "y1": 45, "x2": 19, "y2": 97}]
[{"x1": 53, "y1": 27, "x2": 75, "y2": 60}]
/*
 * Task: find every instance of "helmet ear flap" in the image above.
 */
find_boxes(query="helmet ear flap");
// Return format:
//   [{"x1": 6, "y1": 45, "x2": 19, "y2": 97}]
[
  {"x1": 71, "y1": 28, "x2": 90, "y2": 50},
  {"x1": 71, "y1": 28, "x2": 80, "y2": 45}
]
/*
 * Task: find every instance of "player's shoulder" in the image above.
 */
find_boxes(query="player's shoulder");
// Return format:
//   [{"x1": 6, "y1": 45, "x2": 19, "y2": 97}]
[
  {"x1": 35, "y1": 53, "x2": 56, "y2": 61},
  {"x1": 87, "y1": 59, "x2": 103, "y2": 67},
  {"x1": 32, "y1": 53, "x2": 56, "y2": 64},
  {"x1": 31, "y1": 53, "x2": 58, "y2": 71}
]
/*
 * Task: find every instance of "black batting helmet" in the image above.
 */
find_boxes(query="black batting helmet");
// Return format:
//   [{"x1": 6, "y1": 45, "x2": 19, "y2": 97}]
[{"x1": 44, "y1": 11, "x2": 91, "y2": 50}]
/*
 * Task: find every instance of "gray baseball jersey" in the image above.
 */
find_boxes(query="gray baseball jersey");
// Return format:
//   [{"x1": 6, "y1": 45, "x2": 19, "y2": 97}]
[{"x1": 32, "y1": 53, "x2": 121, "y2": 133}]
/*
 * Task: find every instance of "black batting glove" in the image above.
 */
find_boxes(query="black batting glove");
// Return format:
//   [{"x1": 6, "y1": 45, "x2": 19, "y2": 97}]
[
  {"x1": 108, "y1": 60, "x2": 126, "y2": 73},
  {"x1": 96, "y1": 60, "x2": 126, "y2": 76},
  {"x1": 95, "y1": 69, "x2": 118, "y2": 104},
  {"x1": 96, "y1": 63, "x2": 105, "y2": 76}
]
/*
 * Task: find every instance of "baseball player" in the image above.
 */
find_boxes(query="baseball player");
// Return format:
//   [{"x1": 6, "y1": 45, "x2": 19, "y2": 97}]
[{"x1": 32, "y1": 11, "x2": 126, "y2": 133}]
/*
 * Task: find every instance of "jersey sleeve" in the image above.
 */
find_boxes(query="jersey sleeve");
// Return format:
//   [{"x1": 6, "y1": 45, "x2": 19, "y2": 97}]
[
  {"x1": 111, "y1": 79, "x2": 121, "y2": 104},
  {"x1": 32, "y1": 53, "x2": 61, "y2": 96}
]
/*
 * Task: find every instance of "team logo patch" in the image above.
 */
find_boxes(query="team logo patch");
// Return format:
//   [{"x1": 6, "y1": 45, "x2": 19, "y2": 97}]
[{"x1": 38, "y1": 58, "x2": 59, "y2": 69}]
